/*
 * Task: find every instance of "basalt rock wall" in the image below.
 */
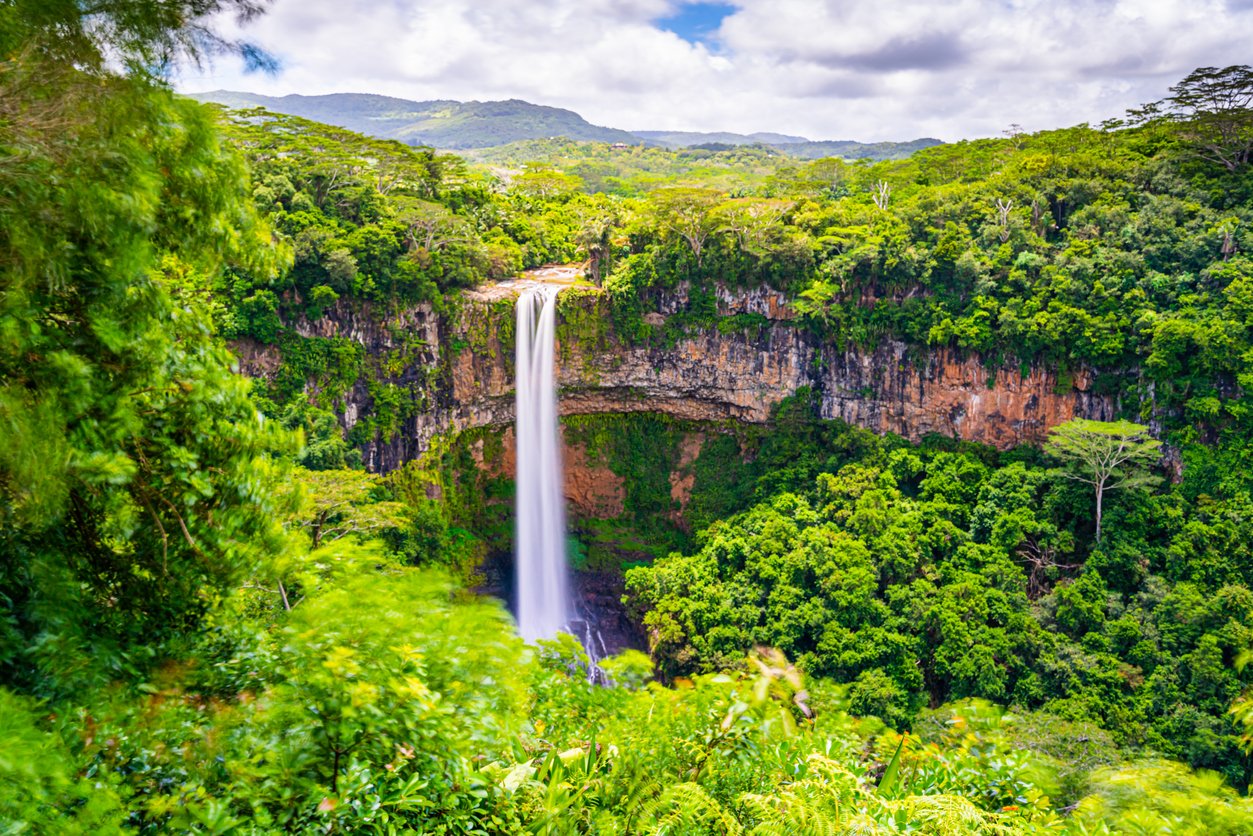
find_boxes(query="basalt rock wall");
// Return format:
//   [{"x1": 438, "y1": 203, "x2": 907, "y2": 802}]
[{"x1": 233, "y1": 283, "x2": 1118, "y2": 474}]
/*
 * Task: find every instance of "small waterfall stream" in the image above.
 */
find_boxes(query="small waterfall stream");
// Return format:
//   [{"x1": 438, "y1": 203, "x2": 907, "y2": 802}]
[{"x1": 514, "y1": 285, "x2": 570, "y2": 642}]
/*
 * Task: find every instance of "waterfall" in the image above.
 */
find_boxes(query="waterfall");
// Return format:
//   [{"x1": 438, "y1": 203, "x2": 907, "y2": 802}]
[{"x1": 515, "y1": 285, "x2": 570, "y2": 642}]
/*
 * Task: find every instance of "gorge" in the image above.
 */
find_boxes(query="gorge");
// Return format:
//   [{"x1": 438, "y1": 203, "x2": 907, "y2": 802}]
[{"x1": 233, "y1": 270, "x2": 1131, "y2": 663}]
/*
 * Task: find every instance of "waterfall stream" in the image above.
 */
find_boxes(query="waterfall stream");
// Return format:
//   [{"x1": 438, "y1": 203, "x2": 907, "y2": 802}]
[
  {"x1": 513, "y1": 284, "x2": 614, "y2": 681},
  {"x1": 514, "y1": 285, "x2": 570, "y2": 642}
]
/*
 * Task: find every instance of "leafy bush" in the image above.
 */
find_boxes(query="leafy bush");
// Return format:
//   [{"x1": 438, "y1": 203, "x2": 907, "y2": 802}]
[{"x1": 0, "y1": 690, "x2": 125, "y2": 835}]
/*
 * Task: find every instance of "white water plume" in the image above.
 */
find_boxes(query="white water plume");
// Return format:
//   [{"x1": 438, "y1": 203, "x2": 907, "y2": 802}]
[{"x1": 514, "y1": 285, "x2": 569, "y2": 642}]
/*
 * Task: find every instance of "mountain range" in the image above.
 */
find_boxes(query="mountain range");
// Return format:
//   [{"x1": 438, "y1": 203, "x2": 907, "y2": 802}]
[{"x1": 190, "y1": 91, "x2": 941, "y2": 160}]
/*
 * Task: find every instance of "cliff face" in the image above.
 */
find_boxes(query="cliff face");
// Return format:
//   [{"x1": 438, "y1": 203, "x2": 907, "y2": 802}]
[
  {"x1": 234, "y1": 282, "x2": 1117, "y2": 475},
  {"x1": 469, "y1": 425, "x2": 628, "y2": 519}
]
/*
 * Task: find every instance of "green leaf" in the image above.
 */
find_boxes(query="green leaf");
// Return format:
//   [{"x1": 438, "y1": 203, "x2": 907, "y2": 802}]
[{"x1": 877, "y1": 736, "x2": 906, "y2": 797}]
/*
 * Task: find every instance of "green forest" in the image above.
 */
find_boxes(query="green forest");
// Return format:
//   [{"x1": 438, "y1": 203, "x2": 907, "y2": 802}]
[{"x1": 7, "y1": 2, "x2": 1253, "y2": 833}]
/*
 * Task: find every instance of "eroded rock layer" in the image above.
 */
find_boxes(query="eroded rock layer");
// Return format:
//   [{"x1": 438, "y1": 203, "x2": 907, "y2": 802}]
[{"x1": 234, "y1": 282, "x2": 1117, "y2": 474}]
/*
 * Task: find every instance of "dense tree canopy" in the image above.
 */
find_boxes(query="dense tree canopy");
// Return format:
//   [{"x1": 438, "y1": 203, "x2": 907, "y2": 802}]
[{"x1": 621, "y1": 409, "x2": 1253, "y2": 782}]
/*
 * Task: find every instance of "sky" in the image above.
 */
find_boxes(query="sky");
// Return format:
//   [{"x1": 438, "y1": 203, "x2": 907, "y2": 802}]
[{"x1": 179, "y1": 0, "x2": 1253, "y2": 142}]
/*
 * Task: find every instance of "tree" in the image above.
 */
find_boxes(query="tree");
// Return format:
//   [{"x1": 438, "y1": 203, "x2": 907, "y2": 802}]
[
  {"x1": 395, "y1": 198, "x2": 471, "y2": 254},
  {"x1": 1, "y1": 0, "x2": 274, "y2": 72},
  {"x1": 574, "y1": 212, "x2": 617, "y2": 285},
  {"x1": 872, "y1": 179, "x2": 891, "y2": 211},
  {"x1": 714, "y1": 197, "x2": 792, "y2": 255},
  {"x1": 1044, "y1": 419, "x2": 1162, "y2": 543},
  {"x1": 0, "y1": 1, "x2": 288, "y2": 692},
  {"x1": 291, "y1": 468, "x2": 411, "y2": 549},
  {"x1": 512, "y1": 164, "x2": 583, "y2": 200},
  {"x1": 652, "y1": 187, "x2": 722, "y2": 269},
  {"x1": 1139, "y1": 65, "x2": 1253, "y2": 172}
]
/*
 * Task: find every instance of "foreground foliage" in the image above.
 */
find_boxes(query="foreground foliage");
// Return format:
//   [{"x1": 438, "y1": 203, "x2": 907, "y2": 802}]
[
  {"x1": 6, "y1": 556, "x2": 1253, "y2": 834},
  {"x1": 0, "y1": 3, "x2": 292, "y2": 698}
]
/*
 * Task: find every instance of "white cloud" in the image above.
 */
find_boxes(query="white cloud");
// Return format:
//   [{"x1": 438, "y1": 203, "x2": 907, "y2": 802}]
[{"x1": 178, "y1": 0, "x2": 1253, "y2": 141}]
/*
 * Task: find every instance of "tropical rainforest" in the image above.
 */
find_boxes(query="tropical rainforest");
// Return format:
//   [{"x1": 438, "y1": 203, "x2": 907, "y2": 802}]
[{"x1": 6, "y1": 1, "x2": 1253, "y2": 833}]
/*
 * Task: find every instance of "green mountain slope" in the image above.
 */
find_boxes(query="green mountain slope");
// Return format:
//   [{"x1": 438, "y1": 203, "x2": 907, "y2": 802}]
[{"x1": 189, "y1": 90, "x2": 643, "y2": 149}]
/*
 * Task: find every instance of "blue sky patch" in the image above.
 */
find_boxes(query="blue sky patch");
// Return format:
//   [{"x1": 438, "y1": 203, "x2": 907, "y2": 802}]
[{"x1": 654, "y1": 2, "x2": 737, "y2": 45}]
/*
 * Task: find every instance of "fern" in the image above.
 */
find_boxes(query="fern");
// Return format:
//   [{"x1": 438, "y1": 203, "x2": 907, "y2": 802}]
[
  {"x1": 641, "y1": 782, "x2": 744, "y2": 835},
  {"x1": 898, "y1": 794, "x2": 1003, "y2": 834},
  {"x1": 739, "y1": 791, "x2": 839, "y2": 836}
]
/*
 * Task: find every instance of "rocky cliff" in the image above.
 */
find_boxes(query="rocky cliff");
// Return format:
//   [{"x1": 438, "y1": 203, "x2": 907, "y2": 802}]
[{"x1": 234, "y1": 280, "x2": 1118, "y2": 479}]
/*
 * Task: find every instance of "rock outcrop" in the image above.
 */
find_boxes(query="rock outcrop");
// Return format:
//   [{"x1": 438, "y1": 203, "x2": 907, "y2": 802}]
[{"x1": 234, "y1": 280, "x2": 1118, "y2": 475}]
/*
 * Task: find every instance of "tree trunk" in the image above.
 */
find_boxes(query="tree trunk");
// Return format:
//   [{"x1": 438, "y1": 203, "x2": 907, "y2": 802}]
[{"x1": 1095, "y1": 481, "x2": 1104, "y2": 543}]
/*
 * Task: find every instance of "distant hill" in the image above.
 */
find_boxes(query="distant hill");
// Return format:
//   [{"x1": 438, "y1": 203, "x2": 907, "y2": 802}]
[
  {"x1": 629, "y1": 130, "x2": 942, "y2": 161},
  {"x1": 783, "y1": 137, "x2": 944, "y2": 160},
  {"x1": 633, "y1": 130, "x2": 811, "y2": 147},
  {"x1": 190, "y1": 90, "x2": 941, "y2": 160},
  {"x1": 189, "y1": 91, "x2": 642, "y2": 150}
]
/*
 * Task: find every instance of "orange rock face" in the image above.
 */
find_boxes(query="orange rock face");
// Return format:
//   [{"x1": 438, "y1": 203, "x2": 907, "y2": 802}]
[
  {"x1": 472, "y1": 426, "x2": 626, "y2": 519},
  {"x1": 561, "y1": 439, "x2": 627, "y2": 519},
  {"x1": 819, "y1": 344, "x2": 1114, "y2": 449},
  {"x1": 668, "y1": 432, "x2": 707, "y2": 527}
]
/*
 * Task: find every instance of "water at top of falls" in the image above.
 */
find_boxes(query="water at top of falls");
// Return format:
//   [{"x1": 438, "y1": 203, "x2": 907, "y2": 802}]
[{"x1": 515, "y1": 285, "x2": 570, "y2": 642}]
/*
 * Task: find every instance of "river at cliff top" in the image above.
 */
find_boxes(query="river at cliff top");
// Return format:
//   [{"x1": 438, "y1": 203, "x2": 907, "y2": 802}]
[{"x1": 464, "y1": 264, "x2": 593, "y2": 302}]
